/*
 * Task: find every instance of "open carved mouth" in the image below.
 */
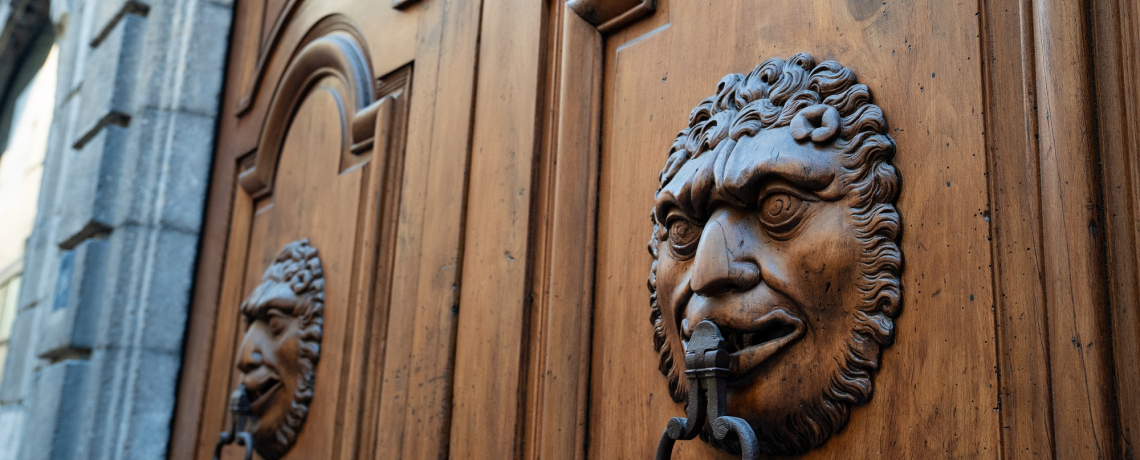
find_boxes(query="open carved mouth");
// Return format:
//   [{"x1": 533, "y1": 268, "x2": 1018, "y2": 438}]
[
  {"x1": 720, "y1": 309, "x2": 805, "y2": 381},
  {"x1": 243, "y1": 373, "x2": 283, "y2": 414}
]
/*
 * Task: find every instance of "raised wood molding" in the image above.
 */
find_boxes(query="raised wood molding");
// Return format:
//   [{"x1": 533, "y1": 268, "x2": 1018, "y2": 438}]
[
  {"x1": 1031, "y1": 0, "x2": 1119, "y2": 456},
  {"x1": 524, "y1": 6, "x2": 601, "y2": 460},
  {"x1": 239, "y1": 31, "x2": 376, "y2": 198},
  {"x1": 567, "y1": 0, "x2": 654, "y2": 33},
  {"x1": 1092, "y1": 0, "x2": 1140, "y2": 454},
  {"x1": 235, "y1": 0, "x2": 303, "y2": 115},
  {"x1": 977, "y1": 0, "x2": 1055, "y2": 456}
]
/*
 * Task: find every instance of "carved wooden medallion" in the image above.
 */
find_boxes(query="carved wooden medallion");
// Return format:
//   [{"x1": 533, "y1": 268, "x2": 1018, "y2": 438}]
[
  {"x1": 236, "y1": 239, "x2": 325, "y2": 459},
  {"x1": 648, "y1": 53, "x2": 902, "y2": 455}
]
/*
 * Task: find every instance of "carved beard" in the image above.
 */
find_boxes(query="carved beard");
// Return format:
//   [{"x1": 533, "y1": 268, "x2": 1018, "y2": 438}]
[
  {"x1": 649, "y1": 278, "x2": 888, "y2": 456},
  {"x1": 741, "y1": 327, "x2": 883, "y2": 454},
  {"x1": 253, "y1": 351, "x2": 317, "y2": 460},
  {"x1": 649, "y1": 210, "x2": 898, "y2": 456}
]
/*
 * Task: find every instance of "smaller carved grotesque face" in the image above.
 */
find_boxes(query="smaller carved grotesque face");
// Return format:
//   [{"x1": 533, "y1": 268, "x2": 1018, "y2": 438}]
[
  {"x1": 236, "y1": 240, "x2": 324, "y2": 460},
  {"x1": 649, "y1": 54, "x2": 902, "y2": 455}
]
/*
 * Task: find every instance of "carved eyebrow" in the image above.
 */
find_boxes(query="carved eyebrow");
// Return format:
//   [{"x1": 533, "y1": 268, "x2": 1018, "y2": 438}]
[
  {"x1": 239, "y1": 283, "x2": 300, "y2": 320},
  {"x1": 656, "y1": 159, "x2": 836, "y2": 226}
]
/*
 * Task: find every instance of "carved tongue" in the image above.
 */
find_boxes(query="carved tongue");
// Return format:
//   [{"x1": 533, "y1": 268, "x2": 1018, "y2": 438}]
[
  {"x1": 725, "y1": 310, "x2": 805, "y2": 378},
  {"x1": 730, "y1": 339, "x2": 785, "y2": 376}
]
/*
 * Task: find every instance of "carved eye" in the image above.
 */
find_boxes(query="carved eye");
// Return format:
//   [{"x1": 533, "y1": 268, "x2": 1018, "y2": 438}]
[
  {"x1": 667, "y1": 218, "x2": 702, "y2": 257},
  {"x1": 267, "y1": 310, "x2": 289, "y2": 336},
  {"x1": 759, "y1": 193, "x2": 808, "y2": 237}
]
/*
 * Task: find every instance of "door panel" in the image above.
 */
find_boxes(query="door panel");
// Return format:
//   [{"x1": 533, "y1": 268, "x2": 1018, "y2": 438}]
[
  {"x1": 173, "y1": 0, "x2": 481, "y2": 458},
  {"x1": 586, "y1": 0, "x2": 999, "y2": 456}
]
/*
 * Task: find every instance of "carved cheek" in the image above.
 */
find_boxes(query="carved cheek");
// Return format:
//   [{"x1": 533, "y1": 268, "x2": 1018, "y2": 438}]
[
  {"x1": 761, "y1": 203, "x2": 858, "y2": 313},
  {"x1": 273, "y1": 320, "x2": 305, "y2": 384}
]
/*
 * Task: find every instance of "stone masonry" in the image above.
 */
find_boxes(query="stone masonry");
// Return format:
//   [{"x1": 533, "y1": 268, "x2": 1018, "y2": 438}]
[{"x1": 0, "y1": 0, "x2": 232, "y2": 458}]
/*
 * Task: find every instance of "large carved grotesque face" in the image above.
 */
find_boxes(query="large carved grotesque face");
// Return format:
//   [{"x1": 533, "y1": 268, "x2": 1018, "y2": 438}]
[
  {"x1": 237, "y1": 239, "x2": 324, "y2": 460},
  {"x1": 649, "y1": 53, "x2": 902, "y2": 455}
]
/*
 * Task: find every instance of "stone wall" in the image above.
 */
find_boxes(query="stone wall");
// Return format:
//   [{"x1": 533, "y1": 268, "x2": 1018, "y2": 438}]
[{"x1": 0, "y1": 0, "x2": 232, "y2": 458}]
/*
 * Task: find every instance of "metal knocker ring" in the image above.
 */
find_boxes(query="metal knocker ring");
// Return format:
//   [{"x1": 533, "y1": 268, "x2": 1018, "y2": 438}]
[
  {"x1": 655, "y1": 320, "x2": 760, "y2": 460},
  {"x1": 213, "y1": 384, "x2": 256, "y2": 460}
]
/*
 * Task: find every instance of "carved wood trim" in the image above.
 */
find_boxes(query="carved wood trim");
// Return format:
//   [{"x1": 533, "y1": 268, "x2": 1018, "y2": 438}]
[
  {"x1": 239, "y1": 29, "x2": 376, "y2": 198},
  {"x1": 524, "y1": 6, "x2": 602, "y2": 460},
  {"x1": 976, "y1": 0, "x2": 1055, "y2": 456},
  {"x1": 1030, "y1": 0, "x2": 1120, "y2": 456},
  {"x1": 235, "y1": 0, "x2": 303, "y2": 115},
  {"x1": 1092, "y1": 0, "x2": 1140, "y2": 453},
  {"x1": 334, "y1": 65, "x2": 412, "y2": 460},
  {"x1": 237, "y1": 13, "x2": 372, "y2": 118},
  {"x1": 567, "y1": 0, "x2": 655, "y2": 33}
]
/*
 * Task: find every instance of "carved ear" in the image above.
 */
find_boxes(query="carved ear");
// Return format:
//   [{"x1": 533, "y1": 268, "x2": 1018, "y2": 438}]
[{"x1": 790, "y1": 104, "x2": 841, "y2": 143}]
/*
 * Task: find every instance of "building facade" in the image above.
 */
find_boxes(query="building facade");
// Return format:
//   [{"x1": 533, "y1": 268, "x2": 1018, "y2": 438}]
[
  {"x1": 0, "y1": 0, "x2": 230, "y2": 457},
  {"x1": 0, "y1": 0, "x2": 1139, "y2": 459}
]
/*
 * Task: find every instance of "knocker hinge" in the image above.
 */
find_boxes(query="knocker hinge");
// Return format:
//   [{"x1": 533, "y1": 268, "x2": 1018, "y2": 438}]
[
  {"x1": 213, "y1": 384, "x2": 256, "y2": 460},
  {"x1": 655, "y1": 320, "x2": 760, "y2": 460}
]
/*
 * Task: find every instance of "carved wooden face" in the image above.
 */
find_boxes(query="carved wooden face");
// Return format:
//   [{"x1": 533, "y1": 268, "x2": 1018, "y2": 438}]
[
  {"x1": 654, "y1": 125, "x2": 864, "y2": 441},
  {"x1": 236, "y1": 240, "x2": 324, "y2": 459},
  {"x1": 238, "y1": 282, "x2": 307, "y2": 446},
  {"x1": 648, "y1": 53, "x2": 902, "y2": 456}
]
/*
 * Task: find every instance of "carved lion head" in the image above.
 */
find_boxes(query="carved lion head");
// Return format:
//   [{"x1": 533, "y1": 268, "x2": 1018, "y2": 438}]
[
  {"x1": 648, "y1": 53, "x2": 902, "y2": 455},
  {"x1": 237, "y1": 239, "x2": 324, "y2": 459}
]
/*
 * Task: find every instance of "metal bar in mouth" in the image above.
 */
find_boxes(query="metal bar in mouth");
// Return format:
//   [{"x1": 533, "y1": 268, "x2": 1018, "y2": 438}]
[{"x1": 655, "y1": 320, "x2": 760, "y2": 460}]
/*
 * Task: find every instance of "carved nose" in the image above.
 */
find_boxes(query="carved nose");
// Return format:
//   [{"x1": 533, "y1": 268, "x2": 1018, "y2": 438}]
[
  {"x1": 237, "y1": 340, "x2": 264, "y2": 374},
  {"x1": 688, "y1": 216, "x2": 762, "y2": 297}
]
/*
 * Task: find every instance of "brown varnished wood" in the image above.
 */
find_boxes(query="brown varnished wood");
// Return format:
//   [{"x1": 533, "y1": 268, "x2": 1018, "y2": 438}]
[
  {"x1": 1092, "y1": 0, "x2": 1140, "y2": 455},
  {"x1": 1032, "y1": 0, "x2": 1120, "y2": 457},
  {"x1": 447, "y1": 0, "x2": 548, "y2": 457},
  {"x1": 177, "y1": 0, "x2": 1140, "y2": 458},
  {"x1": 523, "y1": 5, "x2": 601, "y2": 460},
  {"x1": 567, "y1": 0, "x2": 655, "y2": 34},
  {"x1": 977, "y1": 0, "x2": 1055, "y2": 456},
  {"x1": 342, "y1": 69, "x2": 412, "y2": 460},
  {"x1": 370, "y1": 0, "x2": 483, "y2": 458},
  {"x1": 582, "y1": 0, "x2": 1000, "y2": 457},
  {"x1": 211, "y1": 2, "x2": 416, "y2": 170},
  {"x1": 174, "y1": 0, "x2": 477, "y2": 458},
  {"x1": 237, "y1": 26, "x2": 378, "y2": 198}
]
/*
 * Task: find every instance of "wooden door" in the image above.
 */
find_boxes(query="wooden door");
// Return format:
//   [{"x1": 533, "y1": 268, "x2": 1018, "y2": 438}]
[
  {"x1": 170, "y1": 0, "x2": 484, "y2": 458},
  {"x1": 170, "y1": 0, "x2": 1140, "y2": 459},
  {"x1": 527, "y1": 0, "x2": 1140, "y2": 459}
]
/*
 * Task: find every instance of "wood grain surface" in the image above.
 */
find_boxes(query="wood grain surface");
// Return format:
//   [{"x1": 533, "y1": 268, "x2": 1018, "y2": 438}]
[{"x1": 173, "y1": 0, "x2": 1138, "y2": 458}]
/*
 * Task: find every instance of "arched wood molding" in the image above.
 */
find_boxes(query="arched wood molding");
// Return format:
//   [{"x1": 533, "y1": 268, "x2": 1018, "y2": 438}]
[
  {"x1": 238, "y1": 30, "x2": 378, "y2": 198},
  {"x1": 567, "y1": 0, "x2": 655, "y2": 33}
]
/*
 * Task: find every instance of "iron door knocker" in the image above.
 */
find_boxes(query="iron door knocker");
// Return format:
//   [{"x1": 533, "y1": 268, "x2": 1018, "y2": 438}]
[
  {"x1": 213, "y1": 384, "x2": 256, "y2": 460},
  {"x1": 655, "y1": 320, "x2": 760, "y2": 460}
]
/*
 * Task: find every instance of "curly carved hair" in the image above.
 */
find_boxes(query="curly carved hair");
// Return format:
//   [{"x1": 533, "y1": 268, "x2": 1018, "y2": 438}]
[
  {"x1": 239, "y1": 239, "x2": 324, "y2": 459},
  {"x1": 647, "y1": 53, "x2": 902, "y2": 454}
]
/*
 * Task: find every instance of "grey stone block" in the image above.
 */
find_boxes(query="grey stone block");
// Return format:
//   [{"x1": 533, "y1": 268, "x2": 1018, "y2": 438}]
[
  {"x1": 76, "y1": 347, "x2": 180, "y2": 460},
  {"x1": 35, "y1": 237, "x2": 108, "y2": 358},
  {"x1": 16, "y1": 230, "x2": 49, "y2": 312},
  {"x1": 55, "y1": 124, "x2": 128, "y2": 248},
  {"x1": 17, "y1": 359, "x2": 88, "y2": 460},
  {"x1": 113, "y1": 109, "x2": 213, "y2": 233},
  {"x1": 0, "y1": 307, "x2": 39, "y2": 404},
  {"x1": 135, "y1": 0, "x2": 229, "y2": 116},
  {"x1": 71, "y1": 12, "x2": 144, "y2": 149},
  {"x1": 50, "y1": 0, "x2": 83, "y2": 106},
  {"x1": 89, "y1": 0, "x2": 151, "y2": 48},
  {"x1": 93, "y1": 224, "x2": 196, "y2": 355},
  {"x1": 0, "y1": 405, "x2": 25, "y2": 460}
]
